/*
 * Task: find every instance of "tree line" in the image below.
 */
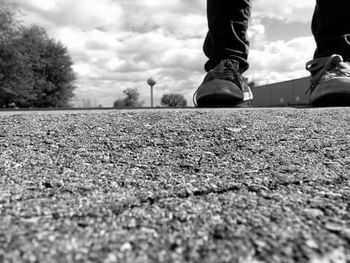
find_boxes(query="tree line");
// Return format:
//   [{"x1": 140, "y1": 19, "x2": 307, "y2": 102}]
[
  {"x1": 0, "y1": 2, "x2": 199, "y2": 109},
  {"x1": 113, "y1": 88, "x2": 187, "y2": 108},
  {"x1": 0, "y1": 2, "x2": 76, "y2": 108}
]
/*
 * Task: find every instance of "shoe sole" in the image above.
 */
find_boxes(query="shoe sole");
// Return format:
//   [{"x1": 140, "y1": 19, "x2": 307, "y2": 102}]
[
  {"x1": 195, "y1": 79, "x2": 244, "y2": 107},
  {"x1": 197, "y1": 93, "x2": 244, "y2": 107},
  {"x1": 310, "y1": 78, "x2": 350, "y2": 107},
  {"x1": 312, "y1": 92, "x2": 350, "y2": 107}
]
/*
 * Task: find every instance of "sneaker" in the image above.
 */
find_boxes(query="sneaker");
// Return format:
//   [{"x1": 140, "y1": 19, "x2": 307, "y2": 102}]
[
  {"x1": 193, "y1": 59, "x2": 253, "y2": 107},
  {"x1": 306, "y1": 54, "x2": 350, "y2": 106}
]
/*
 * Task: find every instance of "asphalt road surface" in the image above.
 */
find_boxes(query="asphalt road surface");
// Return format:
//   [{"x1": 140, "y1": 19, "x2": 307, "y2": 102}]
[{"x1": 0, "y1": 108, "x2": 349, "y2": 263}]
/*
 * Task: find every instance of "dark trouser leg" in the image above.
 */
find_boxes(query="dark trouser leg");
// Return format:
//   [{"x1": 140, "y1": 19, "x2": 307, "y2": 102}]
[
  {"x1": 312, "y1": 0, "x2": 350, "y2": 61},
  {"x1": 203, "y1": 0, "x2": 251, "y2": 73}
]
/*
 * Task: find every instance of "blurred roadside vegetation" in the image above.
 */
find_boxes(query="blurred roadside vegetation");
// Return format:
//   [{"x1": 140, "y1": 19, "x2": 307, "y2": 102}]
[
  {"x1": 113, "y1": 88, "x2": 144, "y2": 108},
  {"x1": 0, "y1": 1, "x2": 77, "y2": 108}
]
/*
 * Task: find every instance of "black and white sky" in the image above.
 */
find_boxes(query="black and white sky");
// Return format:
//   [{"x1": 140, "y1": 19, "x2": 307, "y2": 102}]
[{"x1": 12, "y1": 0, "x2": 316, "y2": 107}]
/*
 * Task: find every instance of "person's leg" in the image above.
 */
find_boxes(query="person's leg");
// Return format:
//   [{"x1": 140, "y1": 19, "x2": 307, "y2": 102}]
[
  {"x1": 312, "y1": 0, "x2": 350, "y2": 60},
  {"x1": 203, "y1": 0, "x2": 251, "y2": 73},
  {"x1": 194, "y1": 0, "x2": 253, "y2": 107},
  {"x1": 306, "y1": 0, "x2": 350, "y2": 106}
]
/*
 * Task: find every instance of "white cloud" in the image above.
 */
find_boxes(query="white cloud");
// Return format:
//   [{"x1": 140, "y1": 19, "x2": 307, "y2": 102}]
[
  {"x1": 26, "y1": 0, "x2": 56, "y2": 11},
  {"x1": 248, "y1": 17, "x2": 266, "y2": 46},
  {"x1": 253, "y1": 0, "x2": 315, "y2": 23},
  {"x1": 245, "y1": 4, "x2": 315, "y2": 84},
  {"x1": 246, "y1": 37, "x2": 316, "y2": 84},
  {"x1": 16, "y1": 0, "x2": 124, "y2": 30}
]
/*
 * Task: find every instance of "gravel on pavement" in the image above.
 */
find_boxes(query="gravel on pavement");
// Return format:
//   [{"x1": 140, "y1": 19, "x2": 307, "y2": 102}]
[{"x1": 0, "y1": 108, "x2": 350, "y2": 263}]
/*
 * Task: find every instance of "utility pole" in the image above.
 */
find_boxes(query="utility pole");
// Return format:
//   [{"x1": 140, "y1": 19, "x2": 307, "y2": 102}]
[{"x1": 147, "y1": 78, "x2": 156, "y2": 107}]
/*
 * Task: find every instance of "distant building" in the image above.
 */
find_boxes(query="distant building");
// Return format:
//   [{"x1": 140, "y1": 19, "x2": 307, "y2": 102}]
[{"x1": 251, "y1": 76, "x2": 311, "y2": 107}]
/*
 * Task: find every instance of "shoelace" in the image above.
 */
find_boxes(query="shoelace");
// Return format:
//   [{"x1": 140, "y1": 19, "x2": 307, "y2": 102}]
[
  {"x1": 306, "y1": 54, "x2": 350, "y2": 92},
  {"x1": 213, "y1": 60, "x2": 242, "y2": 81},
  {"x1": 193, "y1": 60, "x2": 243, "y2": 106}
]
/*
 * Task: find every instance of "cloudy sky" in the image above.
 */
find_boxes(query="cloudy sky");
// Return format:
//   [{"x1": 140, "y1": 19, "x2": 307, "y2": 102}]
[{"x1": 12, "y1": 0, "x2": 316, "y2": 107}]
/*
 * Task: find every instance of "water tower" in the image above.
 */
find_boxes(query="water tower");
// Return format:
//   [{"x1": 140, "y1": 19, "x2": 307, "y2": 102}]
[{"x1": 147, "y1": 78, "x2": 156, "y2": 107}]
